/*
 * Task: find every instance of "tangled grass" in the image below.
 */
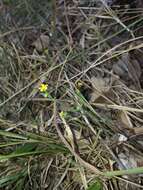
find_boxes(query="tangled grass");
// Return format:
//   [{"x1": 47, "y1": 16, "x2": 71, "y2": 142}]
[{"x1": 0, "y1": 0, "x2": 143, "y2": 189}]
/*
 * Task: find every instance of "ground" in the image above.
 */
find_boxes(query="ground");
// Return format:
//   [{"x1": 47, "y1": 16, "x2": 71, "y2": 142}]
[{"x1": 0, "y1": 0, "x2": 143, "y2": 189}]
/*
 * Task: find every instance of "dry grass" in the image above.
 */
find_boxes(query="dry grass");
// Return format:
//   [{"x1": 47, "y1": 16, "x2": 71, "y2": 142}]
[{"x1": 0, "y1": 0, "x2": 143, "y2": 189}]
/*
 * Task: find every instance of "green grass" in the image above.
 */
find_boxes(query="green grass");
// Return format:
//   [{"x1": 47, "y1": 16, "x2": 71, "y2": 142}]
[{"x1": 0, "y1": 0, "x2": 143, "y2": 189}]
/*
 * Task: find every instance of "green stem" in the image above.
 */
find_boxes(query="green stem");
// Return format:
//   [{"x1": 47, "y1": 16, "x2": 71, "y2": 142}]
[{"x1": 104, "y1": 167, "x2": 143, "y2": 177}]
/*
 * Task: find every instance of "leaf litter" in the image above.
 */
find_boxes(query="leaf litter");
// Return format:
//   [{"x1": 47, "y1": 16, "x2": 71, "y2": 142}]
[{"x1": 0, "y1": 0, "x2": 143, "y2": 189}]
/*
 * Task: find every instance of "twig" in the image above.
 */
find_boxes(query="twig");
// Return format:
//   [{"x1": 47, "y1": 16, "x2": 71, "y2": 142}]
[{"x1": 53, "y1": 101, "x2": 102, "y2": 175}]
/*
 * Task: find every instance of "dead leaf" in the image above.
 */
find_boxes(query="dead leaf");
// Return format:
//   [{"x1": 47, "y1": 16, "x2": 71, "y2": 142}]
[
  {"x1": 60, "y1": 115, "x2": 75, "y2": 150},
  {"x1": 113, "y1": 53, "x2": 141, "y2": 89},
  {"x1": 128, "y1": 58, "x2": 141, "y2": 88},
  {"x1": 115, "y1": 110, "x2": 134, "y2": 136},
  {"x1": 113, "y1": 53, "x2": 129, "y2": 77},
  {"x1": 79, "y1": 33, "x2": 85, "y2": 49},
  {"x1": 133, "y1": 127, "x2": 143, "y2": 135},
  {"x1": 59, "y1": 101, "x2": 71, "y2": 112},
  {"x1": 90, "y1": 76, "x2": 110, "y2": 102},
  {"x1": 118, "y1": 152, "x2": 137, "y2": 169},
  {"x1": 119, "y1": 111, "x2": 133, "y2": 129},
  {"x1": 32, "y1": 34, "x2": 49, "y2": 52},
  {"x1": 73, "y1": 129, "x2": 89, "y2": 147}
]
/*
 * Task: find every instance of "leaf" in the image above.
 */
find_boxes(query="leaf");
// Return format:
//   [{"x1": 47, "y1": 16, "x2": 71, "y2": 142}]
[
  {"x1": 113, "y1": 53, "x2": 141, "y2": 89},
  {"x1": 0, "y1": 141, "x2": 33, "y2": 148},
  {"x1": 15, "y1": 178, "x2": 26, "y2": 190},
  {"x1": 80, "y1": 33, "x2": 85, "y2": 49},
  {"x1": 113, "y1": 53, "x2": 129, "y2": 77},
  {"x1": 115, "y1": 111, "x2": 133, "y2": 136},
  {"x1": 0, "y1": 130, "x2": 27, "y2": 140},
  {"x1": 13, "y1": 143, "x2": 37, "y2": 155},
  {"x1": 0, "y1": 149, "x2": 66, "y2": 161},
  {"x1": 0, "y1": 170, "x2": 27, "y2": 188},
  {"x1": 133, "y1": 127, "x2": 143, "y2": 135},
  {"x1": 0, "y1": 143, "x2": 68, "y2": 161},
  {"x1": 32, "y1": 34, "x2": 49, "y2": 52},
  {"x1": 119, "y1": 111, "x2": 133, "y2": 129},
  {"x1": 87, "y1": 180, "x2": 103, "y2": 190},
  {"x1": 90, "y1": 76, "x2": 110, "y2": 102},
  {"x1": 60, "y1": 115, "x2": 74, "y2": 149},
  {"x1": 118, "y1": 152, "x2": 137, "y2": 170}
]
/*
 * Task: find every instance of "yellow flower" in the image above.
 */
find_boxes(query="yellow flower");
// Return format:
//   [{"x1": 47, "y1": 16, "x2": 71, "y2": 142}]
[
  {"x1": 76, "y1": 81, "x2": 83, "y2": 89},
  {"x1": 39, "y1": 83, "x2": 48, "y2": 92},
  {"x1": 59, "y1": 111, "x2": 66, "y2": 118}
]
